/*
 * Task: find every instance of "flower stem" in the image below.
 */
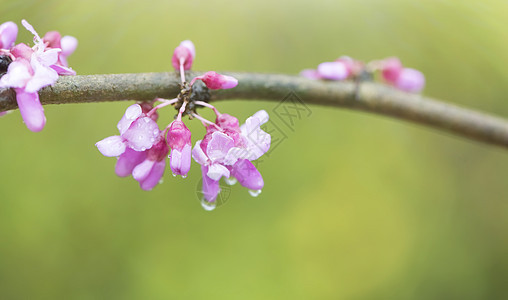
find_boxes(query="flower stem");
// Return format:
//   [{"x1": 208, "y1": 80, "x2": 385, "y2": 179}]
[
  {"x1": 191, "y1": 112, "x2": 222, "y2": 131},
  {"x1": 194, "y1": 100, "x2": 220, "y2": 115},
  {"x1": 147, "y1": 98, "x2": 178, "y2": 117}
]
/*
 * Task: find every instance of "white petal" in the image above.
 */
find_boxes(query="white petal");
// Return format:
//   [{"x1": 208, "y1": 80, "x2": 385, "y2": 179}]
[
  {"x1": 191, "y1": 140, "x2": 209, "y2": 165},
  {"x1": 96, "y1": 136, "x2": 126, "y2": 157},
  {"x1": 207, "y1": 163, "x2": 230, "y2": 181}
]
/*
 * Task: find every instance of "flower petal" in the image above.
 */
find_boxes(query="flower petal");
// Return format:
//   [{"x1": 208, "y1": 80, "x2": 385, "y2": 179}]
[
  {"x1": 132, "y1": 159, "x2": 155, "y2": 182},
  {"x1": 0, "y1": 21, "x2": 18, "y2": 49},
  {"x1": 122, "y1": 117, "x2": 160, "y2": 151},
  {"x1": 317, "y1": 61, "x2": 348, "y2": 80},
  {"x1": 60, "y1": 35, "x2": 78, "y2": 57},
  {"x1": 117, "y1": 104, "x2": 143, "y2": 135},
  {"x1": 50, "y1": 64, "x2": 76, "y2": 76},
  {"x1": 170, "y1": 144, "x2": 192, "y2": 177},
  {"x1": 207, "y1": 131, "x2": 235, "y2": 163},
  {"x1": 15, "y1": 89, "x2": 46, "y2": 132},
  {"x1": 207, "y1": 163, "x2": 230, "y2": 181},
  {"x1": 95, "y1": 135, "x2": 126, "y2": 157},
  {"x1": 192, "y1": 140, "x2": 209, "y2": 165},
  {"x1": 201, "y1": 165, "x2": 220, "y2": 203},
  {"x1": 395, "y1": 68, "x2": 425, "y2": 93},
  {"x1": 140, "y1": 160, "x2": 165, "y2": 191},
  {"x1": 231, "y1": 159, "x2": 264, "y2": 190},
  {"x1": 115, "y1": 147, "x2": 146, "y2": 177},
  {"x1": 0, "y1": 59, "x2": 32, "y2": 89}
]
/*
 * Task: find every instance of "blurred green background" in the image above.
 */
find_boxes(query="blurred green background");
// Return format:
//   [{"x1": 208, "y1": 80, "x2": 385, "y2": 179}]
[{"x1": 1, "y1": 0, "x2": 508, "y2": 299}]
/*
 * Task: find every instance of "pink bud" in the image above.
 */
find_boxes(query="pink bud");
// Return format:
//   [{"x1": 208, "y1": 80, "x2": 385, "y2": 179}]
[
  {"x1": 167, "y1": 120, "x2": 191, "y2": 150},
  {"x1": 0, "y1": 21, "x2": 18, "y2": 49},
  {"x1": 215, "y1": 113, "x2": 240, "y2": 131},
  {"x1": 317, "y1": 61, "x2": 348, "y2": 80},
  {"x1": 381, "y1": 57, "x2": 403, "y2": 84},
  {"x1": 172, "y1": 40, "x2": 195, "y2": 71},
  {"x1": 193, "y1": 71, "x2": 238, "y2": 90},
  {"x1": 60, "y1": 35, "x2": 78, "y2": 57},
  {"x1": 180, "y1": 40, "x2": 195, "y2": 59},
  {"x1": 43, "y1": 31, "x2": 62, "y2": 48},
  {"x1": 167, "y1": 120, "x2": 192, "y2": 176},
  {"x1": 10, "y1": 43, "x2": 34, "y2": 60},
  {"x1": 395, "y1": 68, "x2": 425, "y2": 93}
]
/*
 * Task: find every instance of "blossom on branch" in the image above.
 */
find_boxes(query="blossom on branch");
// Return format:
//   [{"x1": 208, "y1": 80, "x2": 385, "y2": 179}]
[{"x1": 0, "y1": 20, "x2": 77, "y2": 131}]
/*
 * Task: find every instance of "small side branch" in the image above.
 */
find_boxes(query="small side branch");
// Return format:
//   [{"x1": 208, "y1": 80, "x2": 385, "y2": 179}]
[{"x1": 1, "y1": 72, "x2": 508, "y2": 149}]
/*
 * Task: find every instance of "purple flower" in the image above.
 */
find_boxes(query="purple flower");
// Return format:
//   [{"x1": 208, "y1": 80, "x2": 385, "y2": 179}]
[
  {"x1": 301, "y1": 57, "x2": 359, "y2": 81},
  {"x1": 172, "y1": 40, "x2": 195, "y2": 71},
  {"x1": 132, "y1": 137, "x2": 169, "y2": 191},
  {"x1": 96, "y1": 104, "x2": 163, "y2": 189},
  {"x1": 394, "y1": 68, "x2": 425, "y2": 93},
  {"x1": 191, "y1": 71, "x2": 238, "y2": 90},
  {"x1": 0, "y1": 20, "x2": 77, "y2": 131},
  {"x1": 167, "y1": 120, "x2": 192, "y2": 177},
  {"x1": 317, "y1": 61, "x2": 348, "y2": 80},
  {"x1": 381, "y1": 57, "x2": 425, "y2": 92},
  {"x1": 381, "y1": 57, "x2": 402, "y2": 84},
  {"x1": 192, "y1": 110, "x2": 271, "y2": 204},
  {"x1": 96, "y1": 104, "x2": 160, "y2": 155},
  {"x1": 0, "y1": 21, "x2": 18, "y2": 49},
  {"x1": 43, "y1": 31, "x2": 77, "y2": 75}
]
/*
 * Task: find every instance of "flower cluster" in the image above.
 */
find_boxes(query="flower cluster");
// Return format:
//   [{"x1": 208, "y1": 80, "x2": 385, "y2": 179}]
[
  {"x1": 0, "y1": 20, "x2": 77, "y2": 131},
  {"x1": 96, "y1": 41, "x2": 270, "y2": 210},
  {"x1": 301, "y1": 56, "x2": 425, "y2": 93}
]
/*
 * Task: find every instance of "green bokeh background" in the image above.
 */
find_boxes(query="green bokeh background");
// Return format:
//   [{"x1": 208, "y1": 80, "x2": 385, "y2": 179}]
[{"x1": 1, "y1": 0, "x2": 508, "y2": 299}]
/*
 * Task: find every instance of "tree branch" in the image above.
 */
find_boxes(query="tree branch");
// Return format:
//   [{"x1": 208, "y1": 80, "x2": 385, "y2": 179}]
[{"x1": 1, "y1": 72, "x2": 508, "y2": 149}]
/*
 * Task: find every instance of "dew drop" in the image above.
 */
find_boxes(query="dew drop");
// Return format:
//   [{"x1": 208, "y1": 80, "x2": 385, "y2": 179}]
[
  {"x1": 159, "y1": 178, "x2": 164, "y2": 184},
  {"x1": 172, "y1": 173, "x2": 177, "y2": 177},
  {"x1": 225, "y1": 177, "x2": 237, "y2": 185},
  {"x1": 153, "y1": 129, "x2": 159, "y2": 135},
  {"x1": 248, "y1": 189, "x2": 262, "y2": 197},
  {"x1": 182, "y1": 175, "x2": 187, "y2": 179},
  {"x1": 201, "y1": 198, "x2": 216, "y2": 211}
]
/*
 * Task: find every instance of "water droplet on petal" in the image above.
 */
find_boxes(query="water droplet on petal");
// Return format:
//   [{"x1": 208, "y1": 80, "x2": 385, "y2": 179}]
[
  {"x1": 248, "y1": 189, "x2": 262, "y2": 197},
  {"x1": 182, "y1": 175, "x2": 187, "y2": 179},
  {"x1": 153, "y1": 129, "x2": 159, "y2": 135},
  {"x1": 201, "y1": 198, "x2": 216, "y2": 211},
  {"x1": 172, "y1": 173, "x2": 176, "y2": 177},
  {"x1": 225, "y1": 177, "x2": 237, "y2": 185}
]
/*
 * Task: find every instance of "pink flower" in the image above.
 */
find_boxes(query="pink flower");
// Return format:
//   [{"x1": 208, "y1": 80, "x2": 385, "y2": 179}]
[
  {"x1": 394, "y1": 68, "x2": 425, "y2": 93},
  {"x1": 132, "y1": 137, "x2": 168, "y2": 191},
  {"x1": 380, "y1": 57, "x2": 425, "y2": 92},
  {"x1": 0, "y1": 21, "x2": 18, "y2": 49},
  {"x1": 192, "y1": 110, "x2": 271, "y2": 204},
  {"x1": 317, "y1": 61, "x2": 348, "y2": 80},
  {"x1": 172, "y1": 40, "x2": 195, "y2": 71},
  {"x1": 190, "y1": 71, "x2": 238, "y2": 90},
  {"x1": 43, "y1": 31, "x2": 77, "y2": 75},
  {"x1": 0, "y1": 58, "x2": 51, "y2": 131},
  {"x1": 381, "y1": 57, "x2": 402, "y2": 84},
  {"x1": 167, "y1": 120, "x2": 192, "y2": 177},
  {"x1": 96, "y1": 104, "x2": 163, "y2": 189},
  {"x1": 96, "y1": 104, "x2": 160, "y2": 156},
  {"x1": 0, "y1": 20, "x2": 77, "y2": 132},
  {"x1": 301, "y1": 57, "x2": 359, "y2": 81}
]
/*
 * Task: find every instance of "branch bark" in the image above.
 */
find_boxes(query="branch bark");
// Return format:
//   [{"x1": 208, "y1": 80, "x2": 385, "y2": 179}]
[{"x1": 1, "y1": 72, "x2": 508, "y2": 149}]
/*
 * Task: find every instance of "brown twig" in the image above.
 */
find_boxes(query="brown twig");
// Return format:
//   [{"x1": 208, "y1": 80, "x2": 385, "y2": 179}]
[{"x1": 1, "y1": 72, "x2": 508, "y2": 149}]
